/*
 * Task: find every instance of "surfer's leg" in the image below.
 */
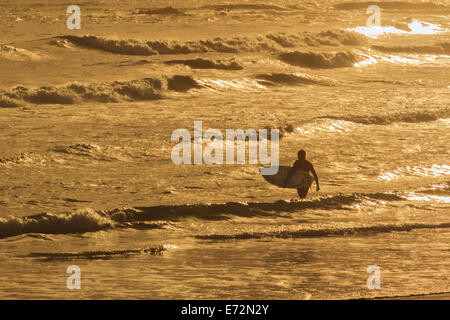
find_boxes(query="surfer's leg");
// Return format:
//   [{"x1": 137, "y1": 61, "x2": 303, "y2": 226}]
[{"x1": 297, "y1": 187, "x2": 309, "y2": 199}]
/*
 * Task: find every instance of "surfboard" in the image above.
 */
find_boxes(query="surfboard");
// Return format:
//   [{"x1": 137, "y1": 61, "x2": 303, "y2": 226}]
[{"x1": 260, "y1": 166, "x2": 314, "y2": 189}]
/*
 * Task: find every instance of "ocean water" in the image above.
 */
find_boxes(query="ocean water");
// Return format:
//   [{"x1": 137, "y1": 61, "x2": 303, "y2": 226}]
[{"x1": 0, "y1": 0, "x2": 449, "y2": 299}]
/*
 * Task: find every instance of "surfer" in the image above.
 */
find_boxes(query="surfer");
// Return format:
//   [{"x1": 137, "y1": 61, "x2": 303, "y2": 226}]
[{"x1": 284, "y1": 150, "x2": 320, "y2": 198}]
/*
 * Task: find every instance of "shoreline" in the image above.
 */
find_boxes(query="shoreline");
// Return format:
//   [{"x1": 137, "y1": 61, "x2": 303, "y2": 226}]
[{"x1": 371, "y1": 292, "x2": 450, "y2": 300}]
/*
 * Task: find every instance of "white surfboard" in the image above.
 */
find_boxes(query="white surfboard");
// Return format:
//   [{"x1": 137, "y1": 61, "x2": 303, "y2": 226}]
[{"x1": 260, "y1": 166, "x2": 313, "y2": 189}]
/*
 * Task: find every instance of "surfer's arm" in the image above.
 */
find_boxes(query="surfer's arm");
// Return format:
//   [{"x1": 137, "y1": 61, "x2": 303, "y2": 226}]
[{"x1": 311, "y1": 166, "x2": 320, "y2": 191}]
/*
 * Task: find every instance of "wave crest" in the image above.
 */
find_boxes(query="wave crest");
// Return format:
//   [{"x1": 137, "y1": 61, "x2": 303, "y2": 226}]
[
  {"x1": 135, "y1": 6, "x2": 183, "y2": 16},
  {"x1": 267, "y1": 30, "x2": 365, "y2": 48},
  {"x1": 0, "y1": 208, "x2": 113, "y2": 239},
  {"x1": 255, "y1": 72, "x2": 336, "y2": 86},
  {"x1": 56, "y1": 30, "x2": 364, "y2": 56},
  {"x1": 372, "y1": 43, "x2": 450, "y2": 55},
  {"x1": 278, "y1": 51, "x2": 360, "y2": 68},
  {"x1": 0, "y1": 45, "x2": 43, "y2": 61},
  {"x1": 196, "y1": 222, "x2": 450, "y2": 240},
  {"x1": 164, "y1": 58, "x2": 243, "y2": 70},
  {"x1": 103, "y1": 192, "x2": 405, "y2": 222},
  {"x1": 0, "y1": 76, "x2": 203, "y2": 105},
  {"x1": 0, "y1": 95, "x2": 24, "y2": 108},
  {"x1": 315, "y1": 110, "x2": 450, "y2": 125},
  {"x1": 200, "y1": 4, "x2": 288, "y2": 11}
]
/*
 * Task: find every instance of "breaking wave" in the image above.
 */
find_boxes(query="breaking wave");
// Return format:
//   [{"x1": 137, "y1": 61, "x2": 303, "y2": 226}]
[
  {"x1": 55, "y1": 30, "x2": 364, "y2": 56},
  {"x1": 0, "y1": 45, "x2": 43, "y2": 61},
  {"x1": 57, "y1": 34, "x2": 275, "y2": 55},
  {"x1": 134, "y1": 6, "x2": 183, "y2": 16},
  {"x1": 0, "y1": 76, "x2": 203, "y2": 105},
  {"x1": 0, "y1": 72, "x2": 338, "y2": 106},
  {"x1": 265, "y1": 30, "x2": 365, "y2": 47},
  {"x1": 196, "y1": 222, "x2": 450, "y2": 240},
  {"x1": 57, "y1": 35, "x2": 159, "y2": 55},
  {"x1": 0, "y1": 209, "x2": 113, "y2": 239},
  {"x1": 164, "y1": 58, "x2": 243, "y2": 70},
  {"x1": 372, "y1": 43, "x2": 450, "y2": 55},
  {"x1": 278, "y1": 51, "x2": 361, "y2": 69},
  {"x1": 167, "y1": 75, "x2": 202, "y2": 92},
  {"x1": 199, "y1": 4, "x2": 288, "y2": 11},
  {"x1": 0, "y1": 208, "x2": 173, "y2": 239},
  {"x1": 315, "y1": 110, "x2": 450, "y2": 125},
  {"x1": 255, "y1": 72, "x2": 336, "y2": 86},
  {"x1": 103, "y1": 192, "x2": 405, "y2": 222},
  {"x1": 0, "y1": 153, "x2": 35, "y2": 166},
  {"x1": 0, "y1": 95, "x2": 24, "y2": 108},
  {"x1": 1, "y1": 190, "x2": 443, "y2": 239}
]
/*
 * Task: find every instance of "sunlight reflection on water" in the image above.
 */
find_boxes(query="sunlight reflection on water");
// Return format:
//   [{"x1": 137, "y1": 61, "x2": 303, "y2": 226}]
[{"x1": 348, "y1": 20, "x2": 445, "y2": 38}]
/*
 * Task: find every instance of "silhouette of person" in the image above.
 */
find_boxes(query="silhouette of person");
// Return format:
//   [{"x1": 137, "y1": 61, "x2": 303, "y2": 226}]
[{"x1": 284, "y1": 150, "x2": 320, "y2": 198}]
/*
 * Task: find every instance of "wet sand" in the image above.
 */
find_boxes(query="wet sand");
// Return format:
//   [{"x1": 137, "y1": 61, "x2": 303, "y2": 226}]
[{"x1": 374, "y1": 293, "x2": 450, "y2": 300}]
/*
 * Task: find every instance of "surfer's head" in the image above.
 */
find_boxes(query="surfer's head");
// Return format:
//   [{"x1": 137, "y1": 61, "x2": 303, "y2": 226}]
[{"x1": 297, "y1": 150, "x2": 306, "y2": 160}]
